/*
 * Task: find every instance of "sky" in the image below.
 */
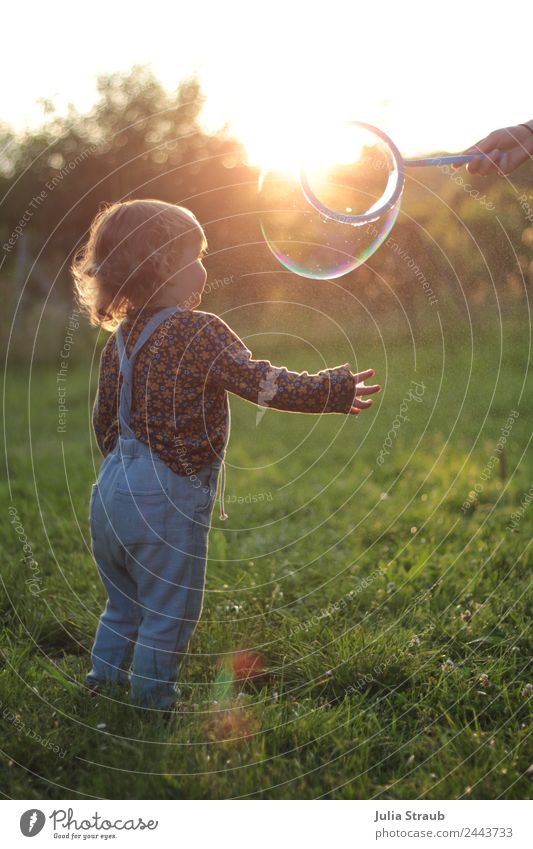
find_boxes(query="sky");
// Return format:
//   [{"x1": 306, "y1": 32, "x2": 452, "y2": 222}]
[{"x1": 2, "y1": 0, "x2": 529, "y2": 168}]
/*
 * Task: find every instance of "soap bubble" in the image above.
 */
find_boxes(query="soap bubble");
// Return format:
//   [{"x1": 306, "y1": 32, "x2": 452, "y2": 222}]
[{"x1": 258, "y1": 123, "x2": 403, "y2": 279}]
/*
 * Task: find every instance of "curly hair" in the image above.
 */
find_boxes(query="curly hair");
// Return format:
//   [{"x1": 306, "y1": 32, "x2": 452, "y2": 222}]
[{"x1": 71, "y1": 199, "x2": 207, "y2": 330}]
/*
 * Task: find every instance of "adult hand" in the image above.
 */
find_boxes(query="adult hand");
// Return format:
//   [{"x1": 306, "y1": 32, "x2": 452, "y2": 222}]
[{"x1": 458, "y1": 122, "x2": 533, "y2": 176}]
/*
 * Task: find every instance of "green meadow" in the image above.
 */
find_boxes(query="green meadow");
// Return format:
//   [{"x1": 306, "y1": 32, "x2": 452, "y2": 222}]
[{"x1": 1, "y1": 305, "x2": 531, "y2": 799}]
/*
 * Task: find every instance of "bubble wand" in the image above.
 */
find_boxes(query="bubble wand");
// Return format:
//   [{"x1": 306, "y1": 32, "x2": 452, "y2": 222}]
[{"x1": 299, "y1": 121, "x2": 490, "y2": 227}]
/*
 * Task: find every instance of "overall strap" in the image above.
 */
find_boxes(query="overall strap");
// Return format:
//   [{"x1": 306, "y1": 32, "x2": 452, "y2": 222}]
[{"x1": 115, "y1": 307, "x2": 181, "y2": 438}]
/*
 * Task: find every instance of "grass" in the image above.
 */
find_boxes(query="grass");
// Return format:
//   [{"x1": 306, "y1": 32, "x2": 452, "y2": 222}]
[{"x1": 1, "y1": 309, "x2": 532, "y2": 800}]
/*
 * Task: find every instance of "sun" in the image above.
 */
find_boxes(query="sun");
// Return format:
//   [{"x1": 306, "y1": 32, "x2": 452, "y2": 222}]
[
  {"x1": 239, "y1": 113, "x2": 373, "y2": 180},
  {"x1": 242, "y1": 117, "x2": 329, "y2": 175},
  {"x1": 206, "y1": 87, "x2": 368, "y2": 175}
]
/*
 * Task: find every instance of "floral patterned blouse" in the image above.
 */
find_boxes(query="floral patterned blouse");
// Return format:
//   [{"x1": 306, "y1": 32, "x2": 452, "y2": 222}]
[{"x1": 93, "y1": 307, "x2": 356, "y2": 474}]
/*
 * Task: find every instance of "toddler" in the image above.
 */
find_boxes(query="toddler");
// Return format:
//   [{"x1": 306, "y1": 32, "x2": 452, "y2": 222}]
[{"x1": 72, "y1": 198, "x2": 380, "y2": 712}]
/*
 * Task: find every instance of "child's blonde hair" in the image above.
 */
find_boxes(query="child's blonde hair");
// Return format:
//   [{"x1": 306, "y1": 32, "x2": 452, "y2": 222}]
[{"x1": 71, "y1": 199, "x2": 207, "y2": 330}]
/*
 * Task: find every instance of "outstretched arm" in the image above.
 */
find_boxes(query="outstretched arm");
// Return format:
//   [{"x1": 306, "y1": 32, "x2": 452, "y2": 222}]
[{"x1": 203, "y1": 316, "x2": 380, "y2": 415}]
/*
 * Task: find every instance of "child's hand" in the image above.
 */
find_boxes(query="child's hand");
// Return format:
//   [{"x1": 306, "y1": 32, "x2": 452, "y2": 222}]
[{"x1": 348, "y1": 368, "x2": 381, "y2": 415}]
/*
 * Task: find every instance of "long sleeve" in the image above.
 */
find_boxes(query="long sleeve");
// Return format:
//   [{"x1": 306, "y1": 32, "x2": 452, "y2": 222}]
[
  {"x1": 92, "y1": 338, "x2": 118, "y2": 456},
  {"x1": 203, "y1": 315, "x2": 356, "y2": 414}
]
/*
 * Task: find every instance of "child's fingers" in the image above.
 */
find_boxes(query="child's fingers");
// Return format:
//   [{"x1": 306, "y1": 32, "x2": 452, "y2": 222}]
[
  {"x1": 351, "y1": 397, "x2": 373, "y2": 409},
  {"x1": 349, "y1": 369, "x2": 380, "y2": 412},
  {"x1": 353, "y1": 368, "x2": 375, "y2": 382},
  {"x1": 355, "y1": 383, "x2": 381, "y2": 395}
]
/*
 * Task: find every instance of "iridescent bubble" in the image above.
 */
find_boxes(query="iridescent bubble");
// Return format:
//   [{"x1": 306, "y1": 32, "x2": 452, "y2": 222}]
[{"x1": 258, "y1": 124, "x2": 403, "y2": 279}]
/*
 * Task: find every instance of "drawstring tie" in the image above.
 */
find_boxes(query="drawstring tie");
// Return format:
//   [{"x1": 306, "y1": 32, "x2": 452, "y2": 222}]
[
  {"x1": 218, "y1": 397, "x2": 231, "y2": 521},
  {"x1": 218, "y1": 459, "x2": 228, "y2": 521}
]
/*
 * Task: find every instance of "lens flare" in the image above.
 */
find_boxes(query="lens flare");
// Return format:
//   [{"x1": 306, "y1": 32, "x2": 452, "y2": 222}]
[
  {"x1": 231, "y1": 649, "x2": 265, "y2": 683},
  {"x1": 206, "y1": 706, "x2": 259, "y2": 743},
  {"x1": 205, "y1": 650, "x2": 266, "y2": 743}
]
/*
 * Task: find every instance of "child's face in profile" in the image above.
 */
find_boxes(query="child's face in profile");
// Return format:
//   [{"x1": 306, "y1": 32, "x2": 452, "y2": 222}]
[{"x1": 159, "y1": 236, "x2": 207, "y2": 310}]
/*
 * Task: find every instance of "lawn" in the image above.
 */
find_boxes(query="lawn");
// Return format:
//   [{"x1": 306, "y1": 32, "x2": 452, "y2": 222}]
[{"x1": 1, "y1": 309, "x2": 531, "y2": 799}]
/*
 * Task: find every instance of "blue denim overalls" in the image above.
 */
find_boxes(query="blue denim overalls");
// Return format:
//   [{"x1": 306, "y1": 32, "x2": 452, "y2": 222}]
[{"x1": 86, "y1": 306, "x2": 227, "y2": 710}]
